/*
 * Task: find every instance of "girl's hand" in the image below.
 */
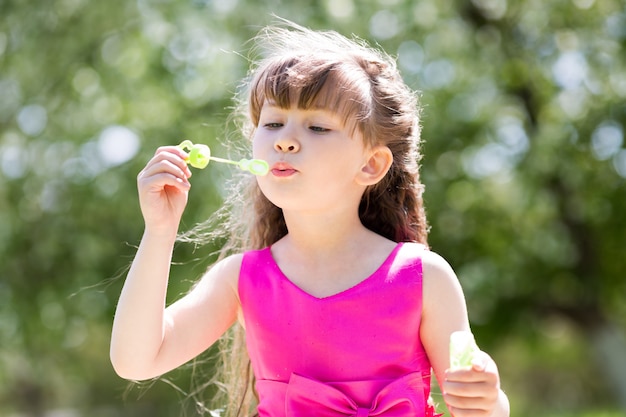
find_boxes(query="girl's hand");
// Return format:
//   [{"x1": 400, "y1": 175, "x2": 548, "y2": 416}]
[
  {"x1": 443, "y1": 350, "x2": 501, "y2": 417},
  {"x1": 136, "y1": 146, "x2": 192, "y2": 236}
]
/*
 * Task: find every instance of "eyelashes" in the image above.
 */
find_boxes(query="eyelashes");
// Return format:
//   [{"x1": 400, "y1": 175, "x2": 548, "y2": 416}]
[{"x1": 262, "y1": 122, "x2": 331, "y2": 133}]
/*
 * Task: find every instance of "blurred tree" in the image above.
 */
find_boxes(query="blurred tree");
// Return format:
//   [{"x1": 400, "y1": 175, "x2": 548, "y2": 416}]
[
  {"x1": 0, "y1": 0, "x2": 624, "y2": 416},
  {"x1": 419, "y1": 0, "x2": 626, "y2": 409}
]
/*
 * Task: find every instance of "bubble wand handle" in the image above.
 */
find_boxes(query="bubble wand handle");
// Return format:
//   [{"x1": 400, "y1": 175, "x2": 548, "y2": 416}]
[
  {"x1": 207, "y1": 155, "x2": 240, "y2": 166},
  {"x1": 449, "y1": 331, "x2": 479, "y2": 370},
  {"x1": 176, "y1": 140, "x2": 269, "y2": 176}
]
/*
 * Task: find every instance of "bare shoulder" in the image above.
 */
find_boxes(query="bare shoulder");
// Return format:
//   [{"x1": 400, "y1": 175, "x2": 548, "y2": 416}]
[
  {"x1": 210, "y1": 253, "x2": 245, "y2": 280},
  {"x1": 421, "y1": 249, "x2": 457, "y2": 280},
  {"x1": 195, "y1": 252, "x2": 244, "y2": 295},
  {"x1": 420, "y1": 249, "x2": 465, "y2": 304},
  {"x1": 179, "y1": 253, "x2": 245, "y2": 313},
  {"x1": 395, "y1": 243, "x2": 462, "y2": 298}
]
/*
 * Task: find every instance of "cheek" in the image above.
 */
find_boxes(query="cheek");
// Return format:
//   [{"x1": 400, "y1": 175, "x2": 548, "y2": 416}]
[
  {"x1": 254, "y1": 175, "x2": 284, "y2": 209},
  {"x1": 251, "y1": 135, "x2": 263, "y2": 158},
  {"x1": 251, "y1": 131, "x2": 270, "y2": 158}
]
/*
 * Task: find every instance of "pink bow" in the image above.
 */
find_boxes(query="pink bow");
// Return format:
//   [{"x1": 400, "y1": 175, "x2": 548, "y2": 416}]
[{"x1": 285, "y1": 372, "x2": 431, "y2": 417}]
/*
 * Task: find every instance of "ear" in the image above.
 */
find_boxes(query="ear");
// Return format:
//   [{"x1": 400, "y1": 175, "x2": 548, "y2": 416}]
[{"x1": 356, "y1": 145, "x2": 393, "y2": 186}]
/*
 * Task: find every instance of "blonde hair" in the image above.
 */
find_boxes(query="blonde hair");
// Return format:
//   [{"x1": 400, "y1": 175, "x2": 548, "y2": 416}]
[{"x1": 181, "y1": 19, "x2": 429, "y2": 416}]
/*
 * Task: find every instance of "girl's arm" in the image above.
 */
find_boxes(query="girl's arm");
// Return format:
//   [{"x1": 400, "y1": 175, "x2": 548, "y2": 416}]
[
  {"x1": 420, "y1": 250, "x2": 510, "y2": 417},
  {"x1": 110, "y1": 146, "x2": 241, "y2": 381},
  {"x1": 110, "y1": 239, "x2": 242, "y2": 381}
]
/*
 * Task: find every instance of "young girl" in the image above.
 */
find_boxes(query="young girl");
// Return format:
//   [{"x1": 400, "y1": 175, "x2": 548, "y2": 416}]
[{"x1": 110, "y1": 21, "x2": 510, "y2": 417}]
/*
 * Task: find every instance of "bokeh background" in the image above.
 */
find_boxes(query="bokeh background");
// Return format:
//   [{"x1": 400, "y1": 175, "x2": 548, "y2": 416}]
[{"x1": 1, "y1": 0, "x2": 625, "y2": 416}]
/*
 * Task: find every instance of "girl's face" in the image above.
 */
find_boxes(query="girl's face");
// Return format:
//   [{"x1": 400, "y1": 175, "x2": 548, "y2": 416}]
[{"x1": 253, "y1": 101, "x2": 371, "y2": 214}]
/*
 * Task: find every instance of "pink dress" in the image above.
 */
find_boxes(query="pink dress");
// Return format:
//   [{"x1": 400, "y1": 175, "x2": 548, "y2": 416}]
[{"x1": 239, "y1": 242, "x2": 438, "y2": 417}]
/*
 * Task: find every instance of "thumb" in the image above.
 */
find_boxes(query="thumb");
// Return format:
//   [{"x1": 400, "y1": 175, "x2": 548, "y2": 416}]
[{"x1": 471, "y1": 350, "x2": 490, "y2": 372}]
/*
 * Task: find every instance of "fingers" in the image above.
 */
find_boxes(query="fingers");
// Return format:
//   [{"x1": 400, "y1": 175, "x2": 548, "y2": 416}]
[
  {"x1": 444, "y1": 382, "x2": 499, "y2": 417},
  {"x1": 138, "y1": 146, "x2": 192, "y2": 191},
  {"x1": 443, "y1": 351, "x2": 500, "y2": 417},
  {"x1": 134, "y1": 146, "x2": 198, "y2": 234}
]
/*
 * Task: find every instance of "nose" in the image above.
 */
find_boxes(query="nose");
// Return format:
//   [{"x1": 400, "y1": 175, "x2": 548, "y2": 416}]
[{"x1": 274, "y1": 134, "x2": 300, "y2": 153}]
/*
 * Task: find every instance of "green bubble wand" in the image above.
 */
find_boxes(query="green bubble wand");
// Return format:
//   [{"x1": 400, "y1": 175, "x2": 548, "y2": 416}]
[
  {"x1": 449, "y1": 331, "x2": 479, "y2": 370},
  {"x1": 177, "y1": 140, "x2": 269, "y2": 176}
]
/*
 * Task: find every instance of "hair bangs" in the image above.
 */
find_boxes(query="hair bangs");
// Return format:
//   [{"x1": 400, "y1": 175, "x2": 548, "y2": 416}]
[{"x1": 249, "y1": 55, "x2": 371, "y2": 136}]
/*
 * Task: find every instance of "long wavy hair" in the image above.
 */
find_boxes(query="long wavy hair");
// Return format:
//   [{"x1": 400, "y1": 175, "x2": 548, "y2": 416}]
[{"x1": 179, "y1": 19, "x2": 428, "y2": 417}]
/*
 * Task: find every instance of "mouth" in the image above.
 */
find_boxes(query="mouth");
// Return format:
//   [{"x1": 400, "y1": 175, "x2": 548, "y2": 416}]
[{"x1": 271, "y1": 162, "x2": 298, "y2": 177}]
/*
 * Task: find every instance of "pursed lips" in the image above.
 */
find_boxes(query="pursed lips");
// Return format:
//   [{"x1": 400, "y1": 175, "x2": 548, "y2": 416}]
[{"x1": 271, "y1": 162, "x2": 298, "y2": 177}]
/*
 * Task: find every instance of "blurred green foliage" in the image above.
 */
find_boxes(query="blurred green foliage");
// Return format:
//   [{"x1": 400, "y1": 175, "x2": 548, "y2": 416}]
[{"x1": 1, "y1": 0, "x2": 625, "y2": 416}]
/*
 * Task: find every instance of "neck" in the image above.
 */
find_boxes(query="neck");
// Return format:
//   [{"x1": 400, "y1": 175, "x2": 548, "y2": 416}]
[
  {"x1": 277, "y1": 207, "x2": 388, "y2": 261},
  {"x1": 288, "y1": 212, "x2": 359, "y2": 244},
  {"x1": 271, "y1": 208, "x2": 398, "y2": 294}
]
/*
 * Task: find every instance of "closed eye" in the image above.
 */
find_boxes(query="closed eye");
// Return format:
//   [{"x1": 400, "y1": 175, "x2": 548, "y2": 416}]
[{"x1": 309, "y1": 126, "x2": 331, "y2": 133}]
